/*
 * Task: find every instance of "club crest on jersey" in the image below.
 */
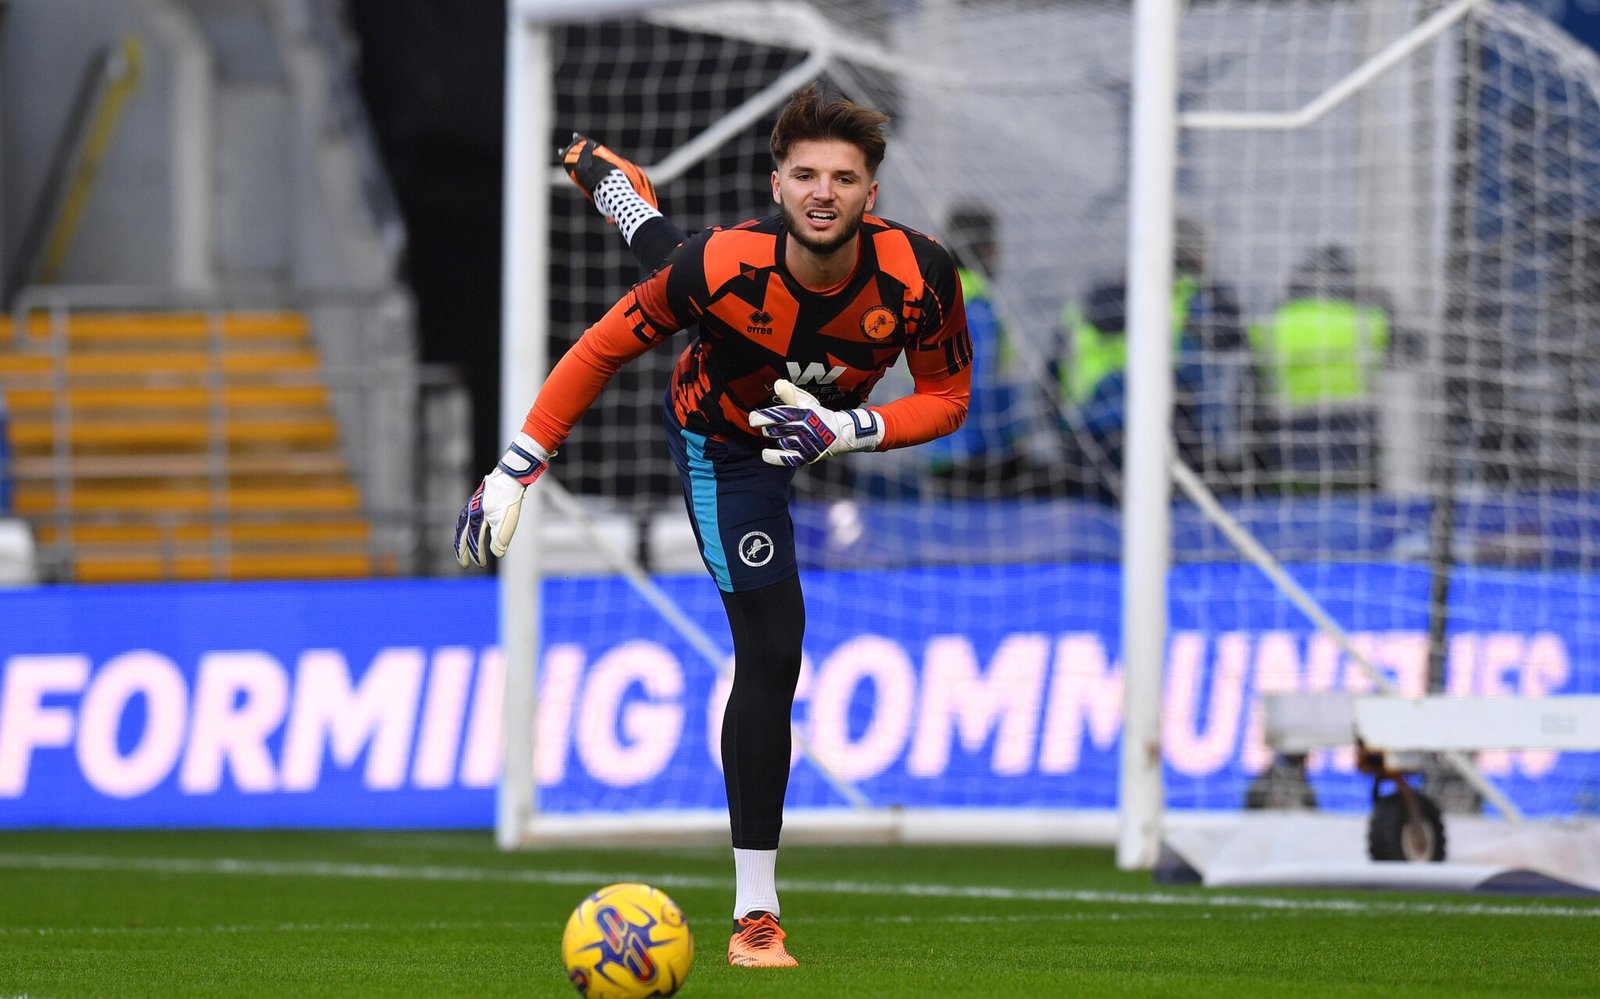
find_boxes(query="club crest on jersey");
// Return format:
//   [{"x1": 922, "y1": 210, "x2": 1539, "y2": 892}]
[
  {"x1": 747, "y1": 308, "x2": 774, "y2": 336},
  {"x1": 860, "y1": 304, "x2": 898, "y2": 341},
  {"x1": 738, "y1": 531, "x2": 775, "y2": 567}
]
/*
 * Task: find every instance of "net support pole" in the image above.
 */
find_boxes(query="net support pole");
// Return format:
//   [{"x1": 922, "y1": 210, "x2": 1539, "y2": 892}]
[
  {"x1": 1118, "y1": 0, "x2": 1181, "y2": 870},
  {"x1": 497, "y1": 3, "x2": 554, "y2": 849}
]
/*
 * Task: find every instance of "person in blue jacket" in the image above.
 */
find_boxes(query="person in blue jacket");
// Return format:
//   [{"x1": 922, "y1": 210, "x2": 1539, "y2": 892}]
[
  {"x1": 1054, "y1": 216, "x2": 1248, "y2": 501},
  {"x1": 921, "y1": 203, "x2": 1027, "y2": 494}
]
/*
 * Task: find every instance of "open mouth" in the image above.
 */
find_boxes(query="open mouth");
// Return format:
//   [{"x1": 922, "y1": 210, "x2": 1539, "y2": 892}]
[{"x1": 805, "y1": 209, "x2": 837, "y2": 226}]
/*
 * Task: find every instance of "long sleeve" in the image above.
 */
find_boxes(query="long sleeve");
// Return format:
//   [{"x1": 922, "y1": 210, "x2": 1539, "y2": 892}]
[
  {"x1": 870, "y1": 363, "x2": 971, "y2": 450},
  {"x1": 519, "y1": 283, "x2": 674, "y2": 451},
  {"x1": 867, "y1": 236, "x2": 973, "y2": 449}
]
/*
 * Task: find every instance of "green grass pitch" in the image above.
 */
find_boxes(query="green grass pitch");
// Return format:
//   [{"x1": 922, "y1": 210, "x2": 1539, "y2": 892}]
[{"x1": 2, "y1": 830, "x2": 1597, "y2": 998}]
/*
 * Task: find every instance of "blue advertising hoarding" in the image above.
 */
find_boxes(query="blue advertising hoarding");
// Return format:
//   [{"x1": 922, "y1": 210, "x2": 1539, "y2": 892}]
[{"x1": 1, "y1": 563, "x2": 1597, "y2": 828}]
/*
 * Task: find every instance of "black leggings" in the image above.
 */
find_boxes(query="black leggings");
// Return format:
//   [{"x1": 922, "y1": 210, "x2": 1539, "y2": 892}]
[{"x1": 718, "y1": 573, "x2": 805, "y2": 850}]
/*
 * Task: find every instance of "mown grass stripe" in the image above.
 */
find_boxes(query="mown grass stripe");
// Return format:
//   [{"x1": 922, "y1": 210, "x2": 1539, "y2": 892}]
[
  {"x1": 2, "y1": 852, "x2": 1596, "y2": 919},
  {"x1": 0, "y1": 911, "x2": 1195, "y2": 939}
]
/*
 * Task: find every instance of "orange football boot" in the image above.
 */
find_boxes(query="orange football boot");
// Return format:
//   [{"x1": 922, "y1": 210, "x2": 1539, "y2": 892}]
[
  {"x1": 727, "y1": 911, "x2": 798, "y2": 968},
  {"x1": 559, "y1": 133, "x2": 658, "y2": 219}
]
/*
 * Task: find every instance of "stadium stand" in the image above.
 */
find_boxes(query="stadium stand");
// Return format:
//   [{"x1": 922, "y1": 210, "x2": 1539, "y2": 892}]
[
  {"x1": 0, "y1": 308, "x2": 379, "y2": 581},
  {"x1": 0, "y1": 0, "x2": 460, "y2": 581}
]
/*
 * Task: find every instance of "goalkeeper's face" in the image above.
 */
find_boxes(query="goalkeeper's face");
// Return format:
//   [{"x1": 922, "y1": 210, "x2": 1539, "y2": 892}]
[{"x1": 772, "y1": 139, "x2": 879, "y2": 257}]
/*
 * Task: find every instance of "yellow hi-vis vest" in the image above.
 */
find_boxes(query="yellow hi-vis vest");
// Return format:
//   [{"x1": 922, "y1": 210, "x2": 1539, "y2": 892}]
[
  {"x1": 958, "y1": 267, "x2": 988, "y2": 310},
  {"x1": 958, "y1": 268, "x2": 1014, "y2": 372},
  {"x1": 1249, "y1": 298, "x2": 1389, "y2": 409},
  {"x1": 1060, "y1": 275, "x2": 1197, "y2": 405}
]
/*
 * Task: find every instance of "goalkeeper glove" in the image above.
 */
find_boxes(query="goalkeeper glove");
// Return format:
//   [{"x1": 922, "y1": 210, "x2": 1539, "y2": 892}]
[
  {"x1": 748, "y1": 379, "x2": 884, "y2": 468},
  {"x1": 454, "y1": 433, "x2": 552, "y2": 568},
  {"x1": 559, "y1": 133, "x2": 659, "y2": 222}
]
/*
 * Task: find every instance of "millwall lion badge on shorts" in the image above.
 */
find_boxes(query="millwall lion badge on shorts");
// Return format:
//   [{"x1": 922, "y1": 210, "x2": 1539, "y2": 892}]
[{"x1": 738, "y1": 531, "x2": 775, "y2": 567}]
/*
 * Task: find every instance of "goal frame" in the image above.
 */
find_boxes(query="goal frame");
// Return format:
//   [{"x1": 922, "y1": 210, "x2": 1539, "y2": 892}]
[
  {"x1": 1118, "y1": 0, "x2": 1508, "y2": 866},
  {"x1": 494, "y1": 0, "x2": 1527, "y2": 863},
  {"x1": 498, "y1": 0, "x2": 1171, "y2": 852}
]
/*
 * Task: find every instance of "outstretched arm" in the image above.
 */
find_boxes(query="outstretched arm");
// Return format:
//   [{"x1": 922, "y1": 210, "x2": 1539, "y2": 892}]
[
  {"x1": 454, "y1": 265, "x2": 681, "y2": 567},
  {"x1": 459, "y1": 137, "x2": 697, "y2": 567},
  {"x1": 560, "y1": 134, "x2": 687, "y2": 271}
]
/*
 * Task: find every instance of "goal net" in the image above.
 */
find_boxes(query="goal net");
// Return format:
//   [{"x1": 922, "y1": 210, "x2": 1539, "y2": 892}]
[
  {"x1": 1167, "y1": 0, "x2": 1600, "y2": 829},
  {"x1": 499, "y1": 0, "x2": 1600, "y2": 848}
]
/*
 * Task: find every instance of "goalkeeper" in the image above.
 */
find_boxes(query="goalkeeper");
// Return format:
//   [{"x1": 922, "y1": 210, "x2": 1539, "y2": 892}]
[{"x1": 454, "y1": 85, "x2": 971, "y2": 969}]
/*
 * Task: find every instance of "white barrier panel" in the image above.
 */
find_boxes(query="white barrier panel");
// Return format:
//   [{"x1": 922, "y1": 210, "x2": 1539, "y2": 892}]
[{"x1": 1355, "y1": 696, "x2": 1600, "y2": 752}]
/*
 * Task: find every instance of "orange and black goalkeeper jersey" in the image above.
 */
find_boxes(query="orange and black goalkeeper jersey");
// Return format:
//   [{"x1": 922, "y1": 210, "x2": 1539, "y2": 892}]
[{"x1": 522, "y1": 212, "x2": 972, "y2": 452}]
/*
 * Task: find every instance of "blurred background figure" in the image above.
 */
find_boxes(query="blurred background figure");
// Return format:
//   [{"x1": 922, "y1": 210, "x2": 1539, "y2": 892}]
[
  {"x1": 1053, "y1": 215, "x2": 1248, "y2": 502},
  {"x1": 1247, "y1": 244, "x2": 1393, "y2": 492},
  {"x1": 920, "y1": 202, "x2": 1028, "y2": 495}
]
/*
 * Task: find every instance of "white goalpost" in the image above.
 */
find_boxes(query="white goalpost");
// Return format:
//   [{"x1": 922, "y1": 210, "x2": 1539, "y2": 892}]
[{"x1": 496, "y1": 0, "x2": 1600, "y2": 871}]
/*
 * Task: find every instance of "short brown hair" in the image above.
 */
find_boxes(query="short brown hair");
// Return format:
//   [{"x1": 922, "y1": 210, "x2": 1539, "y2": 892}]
[{"x1": 769, "y1": 84, "x2": 890, "y2": 175}]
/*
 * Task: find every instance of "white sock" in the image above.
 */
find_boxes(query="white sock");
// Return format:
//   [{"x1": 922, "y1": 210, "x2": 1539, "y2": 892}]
[
  {"x1": 592, "y1": 171, "x2": 663, "y2": 244},
  {"x1": 732, "y1": 847, "x2": 780, "y2": 921}
]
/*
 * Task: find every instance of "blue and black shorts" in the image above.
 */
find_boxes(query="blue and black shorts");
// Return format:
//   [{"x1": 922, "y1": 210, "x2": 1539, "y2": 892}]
[{"x1": 663, "y1": 395, "x2": 799, "y2": 593}]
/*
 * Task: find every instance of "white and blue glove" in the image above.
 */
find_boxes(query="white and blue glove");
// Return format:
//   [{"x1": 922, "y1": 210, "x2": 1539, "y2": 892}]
[
  {"x1": 748, "y1": 379, "x2": 884, "y2": 468},
  {"x1": 454, "y1": 432, "x2": 552, "y2": 567}
]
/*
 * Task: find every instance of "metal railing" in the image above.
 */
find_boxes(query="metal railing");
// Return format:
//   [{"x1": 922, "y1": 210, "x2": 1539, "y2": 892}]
[
  {"x1": 3, "y1": 36, "x2": 144, "y2": 306},
  {"x1": 3, "y1": 284, "x2": 468, "y2": 581}
]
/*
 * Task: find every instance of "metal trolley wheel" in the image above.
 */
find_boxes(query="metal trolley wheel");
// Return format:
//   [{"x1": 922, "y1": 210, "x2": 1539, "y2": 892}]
[{"x1": 1368, "y1": 788, "x2": 1447, "y2": 862}]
